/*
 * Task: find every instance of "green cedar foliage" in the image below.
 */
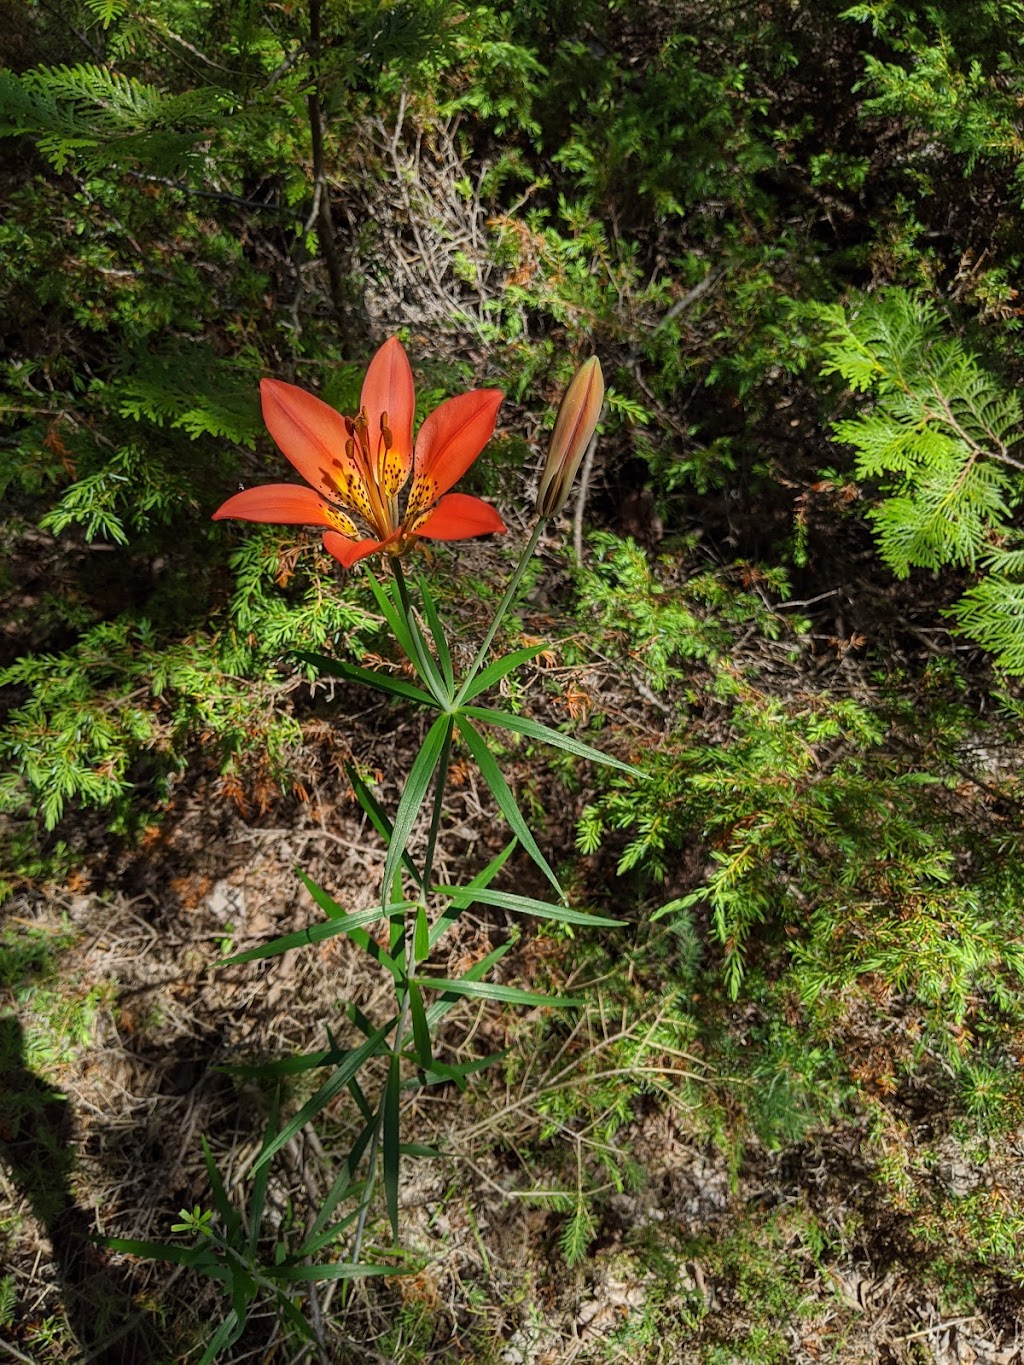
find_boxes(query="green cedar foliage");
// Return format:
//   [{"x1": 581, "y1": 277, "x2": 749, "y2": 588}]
[
  {"x1": 819, "y1": 289, "x2": 1024, "y2": 671},
  {"x1": 845, "y1": 0, "x2": 1024, "y2": 195},
  {"x1": 0, "y1": 63, "x2": 231, "y2": 175},
  {"x1": 574, "y1": 533, "x2": 1024, "y2": 1136},
  {"x1": 0, "y1": 0, "x2": 460, "y2": 847}
]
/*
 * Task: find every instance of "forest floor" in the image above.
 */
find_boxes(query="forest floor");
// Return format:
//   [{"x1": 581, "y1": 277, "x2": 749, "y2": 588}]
[{"x1": 2, "y1": 533, "x2": 1024, "y2": 1365}]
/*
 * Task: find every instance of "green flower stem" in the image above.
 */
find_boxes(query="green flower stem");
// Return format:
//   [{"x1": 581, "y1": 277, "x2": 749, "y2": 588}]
[
  {"x1": 391, "y1": 558, "x2": 435, "y2": 687},
  {"x1": 348, "y1": 588, "x2": 456, "y2": 1268},
  {"x1": 350, "y1": 526, "x2": 545, "y2": 1265},
  {"x1": 346, "y1": 1102, "x2": 384, "y2": 1273},
  {"x1": 391, "y1": 555, "x2": 415, "y2": 624},
  {"x1": 453, "y1": 519, "x2": 546, "y2": 708}
]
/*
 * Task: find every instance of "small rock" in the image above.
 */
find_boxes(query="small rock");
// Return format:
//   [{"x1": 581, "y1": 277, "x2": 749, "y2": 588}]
[{"x1": 205, "y1": 879, "x2": 245, "y2": 921}]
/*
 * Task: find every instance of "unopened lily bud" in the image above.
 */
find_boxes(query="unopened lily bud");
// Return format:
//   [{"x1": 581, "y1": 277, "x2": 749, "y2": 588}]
[{"x1": 536, "y1": 356, "x2": 605, "y2": 519}]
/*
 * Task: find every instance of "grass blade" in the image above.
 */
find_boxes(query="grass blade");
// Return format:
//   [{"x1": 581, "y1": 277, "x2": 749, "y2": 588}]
[
  {"x1": 363, "y1": 566, "x2": 418, "y2": 664},
  {"x1": 407, "y1": 979, "x2": 432, "y2": 1070},
  {"x1": 345, "y1": 763, "x2": 424, "y2": 892},
  {"x1": 424, "y1": 939, "x2": 513, "y2": 1027},
  {"x1": 300, "y1": 1208, "x2": 360, "y2": 1257},
  {"x1": 100, "y1": 1236, "x2": 209, "y2": 1268},
  {"x1": 247, "y1": 1087, "x2": 279, "y2": 1256},
  {"x1": 413, "y1": 905, "x2": 429, "y2": 963},
  {"x1": 219, "y1": 902, "x2": 409, "y2": 966},
  {"x1": 201, "y1": 1136, "x2": 241, "y2": 1239},
  {"x1": 407, "y1": 613, "x2": 450, "y2": 704},
  {"x1": 413, "y1": 1053, "x2": 504, "y2": 1090},
  {"x1": 197, "y1": 1312, "x2": 242, "y2": 1365},
  {"x1": 272, "y1": 1261, "x2": 398, "y2": 1282}
]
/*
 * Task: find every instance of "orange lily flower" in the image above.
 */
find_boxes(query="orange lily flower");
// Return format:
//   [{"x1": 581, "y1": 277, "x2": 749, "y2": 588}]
[{"x1": 213, "y1": 337, "x2": 505, "y2": 568}]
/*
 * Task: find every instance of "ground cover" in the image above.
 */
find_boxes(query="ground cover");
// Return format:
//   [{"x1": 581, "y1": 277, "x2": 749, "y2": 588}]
[{"x1": 5, "y1": 1, "x2": 1024, "y2": 1360}]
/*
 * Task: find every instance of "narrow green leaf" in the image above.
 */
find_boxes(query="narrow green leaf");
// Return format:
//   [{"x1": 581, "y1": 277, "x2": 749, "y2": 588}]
[
  {"x1": 411, "y1": 975, "x2": 582, "y2": 1008},
  {"x1": 345, "y1": 763, "x2": 423, "y2": 891},
  {"x1": 347, "y1": 1002, "x2": 377, "y2": 1039},
  {"x1": 306, "y1": 1169, "x2": 354, "y2": 1250},
  {"x1": 247, "y1": 1087, "x2": 279, "y2": 1256},
  {"x1": 201, "y1": 1136, "x2": 241, "y2": 1239},
  {"x1": 424, "y1": 939, "x2": 514, "y2": 1028},
  {"x1": 293, "y1": 651, "x2": 437, "y2": 708},
  {"x1": 99, "y1": 1236, "x2": 207, "y2": 1268},
  {"x1": 380, "y1": 562, "x2": 450, "y2": 703},
  {"x1": 382, "y1": 714, "x2": 453, "y2": 905},
  {"x1": 463, "y1": 705, "x2": 645, "y2": 777},
  {"x1": 304, "y1": 1109, "x2": 377, "y2": 1250},
  {"x1": 299, "y1": 1207, "x2": 360, "y2": 1257},
  {"x1": 390, "y1": 862, "x2": 404, "y2": 908},
  {"x1": 230, "y1": 1272, "x2": 258, "y2": 1335},
  {"x1": 305, "y1": 1160, "x2": 360, "y2": 1242},
  {"x1": 428, "y1": 840, "x2": 517, "y2": 948},
  {"x1": 197, "y1": 1312, "x2": 242, "y2": 1365},
  {"x1": 271, "y1": 1261, "x2": 399, "y2": 1283},
  {"x1": 225, "y1": 1046, "x2": 333, "y2": 1079},
  {"x1": 345, "y1": 1111, "x2": 378, "y2": 1180},
  {"x1": 413, "y1": 1053, "x2": 505, "y2": 1089},
  {"x1": 413, "y1": 905, "x2": 430, "y2": 963},
  {"x1": 472, "y1": 838, "x2": 519, "y2": 887},
  {"x1": 346, "y1": 911, "x2": 406, "y2": 977},
  {"x1": 388, "y1": 902, "x2": 405, "y2": 960},
  {"x1": 406, "y1": 612, "x2": 451, "y2": 705},
  {"x1": 270, "y1": 1291, "x2": 317, "y2": 1342},
  {"x1": 455, "y1": 716, "x2": 562, "y2": 897},
  {"x1": 224, "y1": 909, "x2": 403, "y2": 979},
  {"x1": 407, "y1": 980, "x2": 432, "y2": 1070},
  {"x1": 347, "y1": 1076, "x2": 374, "y2": 1124},
  {"x1": 433, "y1": 885, "x2": 623, "y2": 929},
  {"x1": 383, "y1": 1054, "x2": 401, "y2": 1241},
  {"x1": 419, "y1": 1060, "x2": 466, "y2": 1092},
  {"x1": 363, "y1": 566, "x2": 418, "y2": 663},
  {"x1": 460, "y1": 643, "x2": 550, "y2": 702},
  {"x1": 219, "y1": 903, "x2": 409, "y2": 966},
  {"x1": 345, "y1": 923, "x2": 403, "y2": 984},
  {"x1": 287, "y1": 882, "x2": 408, "y2": 984},
  {"x1": 416, "y1": 574, "x2": 454, "y2": 692},
  {"x1": 253, "y1": 1020, "x2": 395, "y2": 1172},
  {"x1": 297, "y1": 869, "x2": 351, "y2": 920},
  {"x1": 400, "y1": 1142, "x2": 442, "y2": 1158}
]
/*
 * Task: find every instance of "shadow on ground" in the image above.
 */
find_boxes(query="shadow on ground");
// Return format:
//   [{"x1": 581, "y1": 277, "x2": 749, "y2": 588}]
[{"x1": 0, "y1": 1014, "x2": 167, "y2": 1363}]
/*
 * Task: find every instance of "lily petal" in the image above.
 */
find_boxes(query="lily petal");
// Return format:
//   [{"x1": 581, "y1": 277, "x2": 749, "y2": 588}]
[
  {"x1": 360, "y1": 338, "x2": 415, "y2": 457},
  {"x1": 408, "y1": 389, "x2": 503, "y2": 514},
  {"x1": 413, "y1": 492, "x2": 506, "y2": 541},
  {"x1": 260, "y1": 379, "x2": 361, "y2": 505},
  {"x1": 212, "y1": 484, "x2": 355, "y2": 536},
  {"x1": 322, "y1": 530, "x2": 395, "y2": 568}
]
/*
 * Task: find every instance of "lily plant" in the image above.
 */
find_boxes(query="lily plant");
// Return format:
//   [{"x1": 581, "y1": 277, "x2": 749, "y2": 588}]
[{"x1": 109, "y1": 338, "x2": 637, "y2": 1359}]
